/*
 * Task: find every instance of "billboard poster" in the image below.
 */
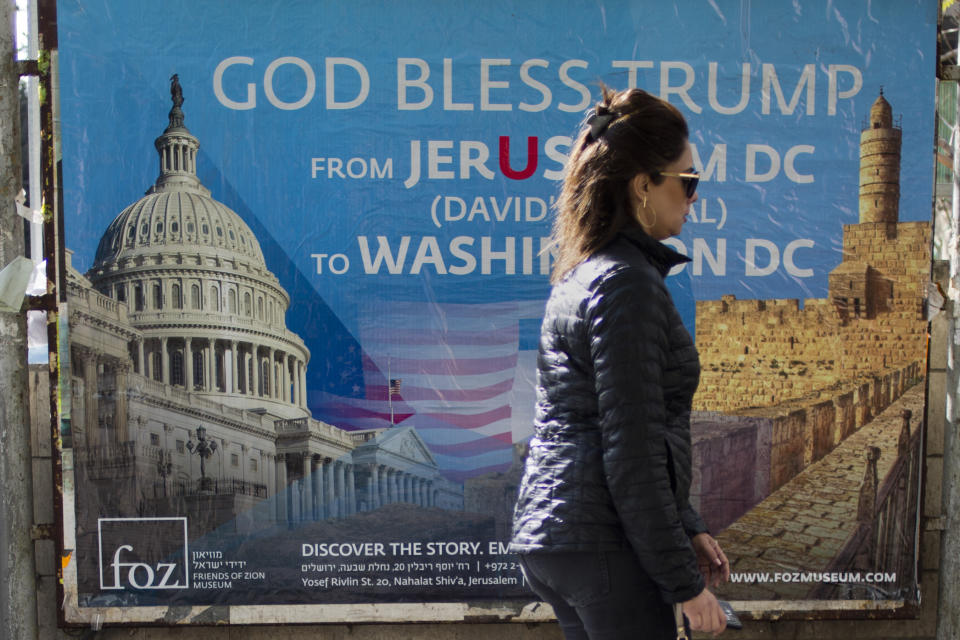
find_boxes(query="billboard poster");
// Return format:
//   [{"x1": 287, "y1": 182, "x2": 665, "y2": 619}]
[{"x1": 55, "y1": 0, "x2": 936, "y2": 623}]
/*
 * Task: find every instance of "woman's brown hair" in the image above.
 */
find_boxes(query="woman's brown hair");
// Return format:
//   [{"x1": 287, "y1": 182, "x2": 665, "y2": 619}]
[{"x1": 550, "y1": 86, "x2": 689, "y2": 283}]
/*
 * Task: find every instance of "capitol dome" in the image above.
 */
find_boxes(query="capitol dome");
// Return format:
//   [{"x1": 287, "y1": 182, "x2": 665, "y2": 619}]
[
  {"x1": 91, "y1": 82, "x2": 266, "y2": 274},
  {"x1": 92, "y1": 189, "x2": 267, "y2": 271},
  {"x1": 87, "y1": 76, "x2": 310, "y2": 420}
]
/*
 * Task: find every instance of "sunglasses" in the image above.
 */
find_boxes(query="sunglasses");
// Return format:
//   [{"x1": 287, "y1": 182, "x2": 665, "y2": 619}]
[{"x1": 657, "y1": 168, "x2": 699, "y2": 198}]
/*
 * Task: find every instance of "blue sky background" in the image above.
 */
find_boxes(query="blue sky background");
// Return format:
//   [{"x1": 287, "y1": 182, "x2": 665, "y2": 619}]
[{"x1": 56, "y1": 0, "x2": 938, "y2": 382}]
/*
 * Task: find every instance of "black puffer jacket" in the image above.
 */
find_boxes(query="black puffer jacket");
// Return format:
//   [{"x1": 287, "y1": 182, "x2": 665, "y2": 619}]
[{"x1": 509, "y1": 226, "x2": 707, "y2": 604}]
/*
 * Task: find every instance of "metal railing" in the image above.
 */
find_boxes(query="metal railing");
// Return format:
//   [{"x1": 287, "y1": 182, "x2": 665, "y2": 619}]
[
  {"x1": 813, "y1": 409, "x2": 922, "y2": 600},
  {"x1": 155, "y1": 477, "x2": 267, "y2": 499}
]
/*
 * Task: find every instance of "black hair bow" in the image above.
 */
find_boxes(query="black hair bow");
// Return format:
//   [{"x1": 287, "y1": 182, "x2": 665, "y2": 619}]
[{"x1": 586, "y1": 107, "x2": 616, "y2": 141}]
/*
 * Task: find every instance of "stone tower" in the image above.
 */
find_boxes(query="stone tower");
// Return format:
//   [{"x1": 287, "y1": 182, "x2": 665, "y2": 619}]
[{"x1": 858, "y1": 91, "x2": 901, "y2": 224}]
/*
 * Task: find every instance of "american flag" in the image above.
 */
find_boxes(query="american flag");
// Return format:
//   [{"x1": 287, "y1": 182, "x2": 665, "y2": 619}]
[
  {"x1": 310, "y1": 300, "x2": 541, "y2": 481},
  {"x1": 120, "y1": 121, "x2": 543, "y2": 483}
]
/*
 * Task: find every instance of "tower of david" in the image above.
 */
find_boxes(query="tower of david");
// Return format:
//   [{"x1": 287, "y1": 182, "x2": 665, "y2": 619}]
[{"x1": 689, "y1": 92, "x2": 930, "y2": 600}]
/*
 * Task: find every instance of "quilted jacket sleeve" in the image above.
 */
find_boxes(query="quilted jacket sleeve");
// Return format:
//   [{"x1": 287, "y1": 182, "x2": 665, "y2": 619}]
[
  {"x1": 586, "y1": 265, "x2": 705, "y2": 604},
  {"x1": 679, "y1": 505, "x2": 709, "y2": 538}
]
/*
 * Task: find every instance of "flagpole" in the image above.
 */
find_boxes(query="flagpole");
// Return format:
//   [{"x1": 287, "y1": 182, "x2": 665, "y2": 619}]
[{"x1": 388, "y1": 356, "x2": 394, "y2": 427}]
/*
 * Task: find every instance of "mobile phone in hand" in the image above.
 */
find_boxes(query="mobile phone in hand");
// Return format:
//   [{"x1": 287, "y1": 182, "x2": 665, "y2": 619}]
[{"x1": 718, "y1": 600, "x2": 742, "y2": 630}]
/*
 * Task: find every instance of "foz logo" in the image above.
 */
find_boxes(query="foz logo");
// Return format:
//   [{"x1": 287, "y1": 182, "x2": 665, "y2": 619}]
[{"x1": 98, "y1": 517, "x2": 189, "y2": 590}]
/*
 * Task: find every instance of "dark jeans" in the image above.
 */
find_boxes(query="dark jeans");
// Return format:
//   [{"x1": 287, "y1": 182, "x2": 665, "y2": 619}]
[{"x1": 519, "y1": 550, "x2": 681, "y2": 640}]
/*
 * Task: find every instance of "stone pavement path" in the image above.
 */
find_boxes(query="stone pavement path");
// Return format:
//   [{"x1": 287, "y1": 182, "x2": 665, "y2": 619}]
[{"x1": 713, "y1": 383, "x2": 925, "y2": 601}]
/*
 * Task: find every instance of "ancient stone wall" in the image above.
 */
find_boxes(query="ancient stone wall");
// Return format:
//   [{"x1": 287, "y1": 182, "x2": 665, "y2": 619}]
[
  {"x1": 690, "y1": 415, "x2": 769, "y2": 532},
  {"x1": 691, "y1": 360, "x2": 922, "y2": 530},
  {"x1": 805, "y1": 400, "x2": 836, "y2": 466},
  {"x1": 834, "y1": 389, "x2": 856, "y2": 443},
  {"x1": 694, "y1": 220, "x2": 930, "y2": 413},
  {"x1": 694, "y1": 296, "x2": 842, "y2": 410}
]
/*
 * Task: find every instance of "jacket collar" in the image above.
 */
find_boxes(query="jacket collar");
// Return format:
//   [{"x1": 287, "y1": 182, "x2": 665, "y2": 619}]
[{"x1": 620, "y1": 226, "x2": 691, "y2": 277}]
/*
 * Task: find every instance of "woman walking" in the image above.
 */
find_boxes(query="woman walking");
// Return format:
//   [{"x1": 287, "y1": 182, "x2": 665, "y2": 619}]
[{"x1": 509, "y1": 86, "x2": 729, "y2": 639}]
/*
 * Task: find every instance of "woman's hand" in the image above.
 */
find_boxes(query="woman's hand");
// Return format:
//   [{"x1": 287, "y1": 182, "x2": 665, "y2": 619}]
[
  {"x1": 681, "y1": 587, "x2": 726, "y2": 636},
  {"x1": 691, "y1": 533, "x2": 730, "y2": 588}
]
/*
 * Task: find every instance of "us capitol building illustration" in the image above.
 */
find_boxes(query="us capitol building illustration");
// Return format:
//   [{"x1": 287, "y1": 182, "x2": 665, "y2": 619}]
[{"x1": 67, "y1": 79, "x2": 462, "y2": 537}]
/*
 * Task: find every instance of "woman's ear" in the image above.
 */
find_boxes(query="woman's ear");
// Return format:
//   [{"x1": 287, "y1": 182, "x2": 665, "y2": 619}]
[{"x1": 630, "y1": 173, "x2": 649, "y2": 203}]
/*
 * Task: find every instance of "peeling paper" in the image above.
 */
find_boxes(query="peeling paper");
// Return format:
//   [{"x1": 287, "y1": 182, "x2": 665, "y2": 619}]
[
  {"x1": 15, "y1": 190, "x2": 44, "y2": 224},
  {"x1": 26, "y1": 259, "x2": 46, "y2": 296},
  {"x1": 0, "y1": 256, "x2": 36, "y2": 312}
]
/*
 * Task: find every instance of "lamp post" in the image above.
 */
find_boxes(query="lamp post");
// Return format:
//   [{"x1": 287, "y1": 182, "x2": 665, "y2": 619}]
[
  {"x1": 187, "y1": 425, "x2": 218, "y2": 492},
  {"x1": 156, "y1": 449, "x2": 173, "y2": 497}
]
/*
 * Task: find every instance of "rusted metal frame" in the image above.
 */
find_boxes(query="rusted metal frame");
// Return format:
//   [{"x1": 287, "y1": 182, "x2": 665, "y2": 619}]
[
  {"x1": 17, "y1": 59, "x2": 39, "y2": 76},
  {"x1": 738, "y1": 605, "x2": 923, "y2": 624},
  {"x1": 16, "y1": 49, "x2": 55, "y2": 316},
  {"x1": 28, "y1": 3, "x2": 941, "y2": 629},
  {"x1": 34, "y1": 0, "x2": 67, "y2": 629}
]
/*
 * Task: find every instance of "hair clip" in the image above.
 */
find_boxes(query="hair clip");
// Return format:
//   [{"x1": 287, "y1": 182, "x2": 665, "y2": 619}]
[{"x1": 586, "y1": 107, "x2": 616, "y2": 142}]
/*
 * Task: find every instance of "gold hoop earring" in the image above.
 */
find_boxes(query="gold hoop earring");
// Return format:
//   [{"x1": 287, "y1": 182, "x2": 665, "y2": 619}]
[
  {"x1": 641, "y1": 206, "x2": 657, "y2": 230},
  {"x1": 638, "y1": 198, "x2": 657, "y2": 230}
]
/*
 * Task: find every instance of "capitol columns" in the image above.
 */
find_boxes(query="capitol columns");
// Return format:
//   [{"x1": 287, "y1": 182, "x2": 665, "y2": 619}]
[
  {"x1": 288, "y1": 355, "x2": 295, "y2": 404},
  {"x1": 290, "y1": 359, "x2": 298, "y2": 406},
  {"x1": 335, "y1": 460, "x2": 346, "y2": 518},
  {"x1": 346, "y1": 464, "x2": 356, "y2": 516},
  {"x1": 205, "y1": 338, "x2": 215, "y2": 392},
  {"x1": 314, "y1": 457, "x2": 326, "y2": 519},
  {"x1": 301, "y1": 452, "x2": 313, "y2": 522},
  {"x1": 264, "y1": 451, "x2": 274, "y2": 497},
  {"x1": 299, "y1": 361, "x2": 308, "y2": 409},
  {"x1": 324, "y1": 457, "x2": 336, "y2": 517},
  {"x1": 383, "y1": 468, "x2": 392, "y2": 504},
  {"x1": 137, "y1": 337, "x2": 146, "y2": 376},
  {"x1": 288, "y1": 356, "x2": 297, "y2": 406},
  {"x1": 160, "y1": 336, "x2": 170, "y2": 385},
  {"x1": 390, "y1": 469, "x2": 400, "y2": 504},
  {"x1": 246, "y1": 347, "x2": 255, "y2": 396},
  {"x1": 267, "y1": 347, "x2": 275, "y2": 399},
  {"x1": 368, "y1": 463, "x2": 380, "y2": 510},
  {"x1": 276, "y1": 351, "x2": 284, "y2": 401},
  {"x1": 275, "y1": 453, "x2": 288, "y2": 523},
  {"x1": 313, "y1": 454, "x2": 323, "y2": 520},
  {"x1": 276, "y1": 349, "x2": 283, "y2": 400},
  {"x1": 185, "y1": 337, "x2": 194, "y2": 391},
  {"x1": 76, "y1": 346, "x2": 99, "y2": 445},
  {"x1": 230, "y1": 339, "x2": 239, "y2": 393},
  {"x1": 242, "y1": 346, "x2": 251, "y2": 396},
  {"x1": 114, "y1": 362, "x2": 131, "y2": 441},
  {"x1": 379, "y1": 465, "x2": 390, "y2": 506},
  {"x1": 254, "y1": 347, "x2": 262, "y2": 396}
]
